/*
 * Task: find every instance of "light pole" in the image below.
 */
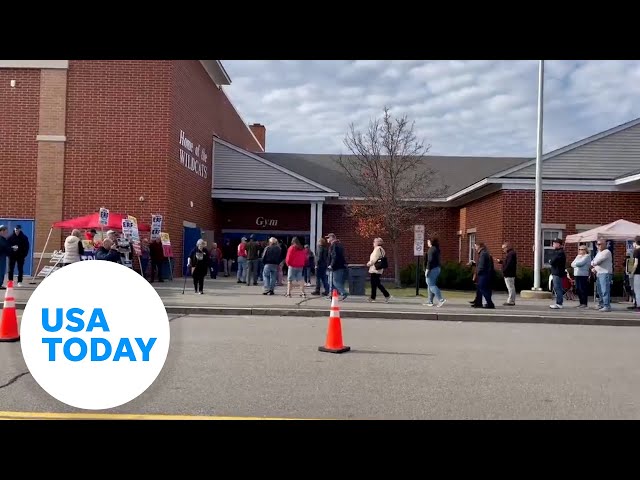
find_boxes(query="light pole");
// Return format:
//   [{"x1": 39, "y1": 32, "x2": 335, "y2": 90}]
[{"x1": 532, "y1": 60, "x2": 544, "y2": 291}]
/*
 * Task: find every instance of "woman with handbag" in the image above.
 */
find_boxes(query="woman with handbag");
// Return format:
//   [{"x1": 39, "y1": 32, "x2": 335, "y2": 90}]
[{"x1": 366, "y1": 237, "x2": 391, "y2": 303}]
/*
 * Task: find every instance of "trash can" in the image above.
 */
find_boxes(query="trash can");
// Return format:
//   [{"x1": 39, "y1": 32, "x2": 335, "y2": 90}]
[{"x1": 348, "y1": 264, "x2": 368, "y2": 296}]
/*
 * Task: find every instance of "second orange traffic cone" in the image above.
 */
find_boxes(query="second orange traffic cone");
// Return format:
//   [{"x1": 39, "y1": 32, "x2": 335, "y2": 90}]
[
  {"x1": 318, "y1": 289, "x2": 350, "y2": 354},
  {"x1": 0, "y1": 281, "x2": 20, "y2": 343}
]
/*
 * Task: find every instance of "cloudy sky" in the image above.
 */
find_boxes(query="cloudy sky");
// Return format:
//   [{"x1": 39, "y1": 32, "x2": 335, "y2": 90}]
[{"x1": 222, "y1": 60, "x2": 640, "y2": 157}]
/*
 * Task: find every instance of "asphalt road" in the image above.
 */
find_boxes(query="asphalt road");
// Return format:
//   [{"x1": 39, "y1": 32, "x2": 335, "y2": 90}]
[{"x1": 1, "y1": 314, "x2": 640, "y2": 419}]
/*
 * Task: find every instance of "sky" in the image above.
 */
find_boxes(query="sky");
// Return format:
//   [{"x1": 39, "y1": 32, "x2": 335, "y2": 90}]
[{"x1": 221, "y1": 60, "x2": 640, "y2": 157}]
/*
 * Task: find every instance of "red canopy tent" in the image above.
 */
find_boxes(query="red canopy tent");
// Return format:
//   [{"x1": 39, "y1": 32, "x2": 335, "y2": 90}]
[
  {"x1": 31, "y1": 212, "x2": 152, "y2": 282},
  {"x1": 52, "y1": 212, "x2": 151, "y2": 232}
]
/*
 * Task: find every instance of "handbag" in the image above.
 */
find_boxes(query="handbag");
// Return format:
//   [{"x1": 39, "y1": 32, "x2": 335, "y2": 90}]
[{"x1": 374, "y1": 250, "x2": 388, "y2": 270}]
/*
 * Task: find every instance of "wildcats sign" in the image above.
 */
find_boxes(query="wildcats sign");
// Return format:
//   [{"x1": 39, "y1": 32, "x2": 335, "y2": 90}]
[{"x1": 179, "y1": 130, "x2": 208, "y2": 179}]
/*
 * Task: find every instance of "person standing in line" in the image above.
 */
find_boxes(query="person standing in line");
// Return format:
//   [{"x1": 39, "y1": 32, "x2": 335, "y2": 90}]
[
  {"x1": 571, "y1": 244, "x2": 591, "y2": 308},
  {"x1": 285, "y1": 236, "x2": 307, "y2": 298},
  {"x1": 312, "y1": 237, "x2": 330, "y2": 297},
  {"x1": 496, "y1": 241, "x2": 517, "y2": 306},
  {"x1": 548, "y1": 238, "x2": 567, "y2": 310},
  {"x1": 188, "y1": 239, "x2": 210, "y2": 295},
  {"x1": 209, "y1": 242, "x2": 221, "y2": 279},
  {"x1": 472, "y1": 241, "x2": 495, "y2": 309},
  {"x1": 423, "y1": 237, "x2": 446, "y2": 307},
  {"x1": 236, "y1": 237, "x2": 248, "y2": 284},
  {"x1": 326, "y1": 233, "x2": 349, "y2": 301},
  {"x1": 633, "y1": 236, "x2": 640, "y2": 312},
  {"x1": 0, "y1": 226, "x2": 10, "y2": 290},
  {"x1": 261, "y1": 237, "x2": 281, "y2": 296},
  {"x1": 62, "y1": 229, "x2": 85, "y2": 267},
  {"x1": 591, "y1": 240, "x2": 613, "y2": 312},
  {"x1": 366, "y1": 237, "x2": 391, "y2": 303},
  {"x1": 221, "y1": 239, "x2": 234, "y2": 277},
  {"x1": 7, "y1": 225, "x2": 30, "y2": 287},
  {"x1": 245, "y1": 235, "x2": 259, "y2": 286}
]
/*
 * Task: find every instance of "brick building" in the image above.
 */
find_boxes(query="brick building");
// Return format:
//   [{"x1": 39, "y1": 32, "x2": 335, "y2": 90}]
[{"x1": 2, "y1": 59, "x2": 640, "y2": 280}]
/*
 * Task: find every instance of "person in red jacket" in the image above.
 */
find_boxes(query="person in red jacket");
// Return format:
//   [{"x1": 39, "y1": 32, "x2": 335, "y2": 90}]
[{"x1": 285, "y1": 236, "x2": 307, "y2": 298}]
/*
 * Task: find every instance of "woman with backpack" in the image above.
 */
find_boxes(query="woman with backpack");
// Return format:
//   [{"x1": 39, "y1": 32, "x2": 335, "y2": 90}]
[{"x1": 366, "y1": 237, "x2": 391, "y2": 303}]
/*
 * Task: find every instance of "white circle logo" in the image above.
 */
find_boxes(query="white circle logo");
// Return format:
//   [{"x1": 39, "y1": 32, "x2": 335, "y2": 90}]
[{"x1": 20, "y1": 260, "x2": 170, "y2": 410}]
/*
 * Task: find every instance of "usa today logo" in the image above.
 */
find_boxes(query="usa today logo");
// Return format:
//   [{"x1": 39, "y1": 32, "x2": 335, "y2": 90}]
[{"x1": 20, "y1": 260, "x2": 170, "y2": 410}]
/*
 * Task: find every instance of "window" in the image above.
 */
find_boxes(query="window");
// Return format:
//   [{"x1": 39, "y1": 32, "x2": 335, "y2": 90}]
[
  {"x1": 468, "y1": 233, "x2": 476, "y2": 263},
  {"x1": 542, "y1": 229, "x2": 563, "y2": 266}
]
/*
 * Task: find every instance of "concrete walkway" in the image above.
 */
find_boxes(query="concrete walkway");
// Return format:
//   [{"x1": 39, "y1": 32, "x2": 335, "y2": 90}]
[{"x1": 7, "y1": 276, "x2": 640, "y2": 327}]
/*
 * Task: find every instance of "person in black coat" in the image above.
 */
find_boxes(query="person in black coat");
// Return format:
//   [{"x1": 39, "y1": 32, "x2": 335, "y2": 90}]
[
  {"x1": 496, "y1": 242, "x2": 517, "y2": 306},
  {"x1": 313, "y1": 237, "x2": 330, "y2": 297},
  {"x1": 187, "y1": 239, "x2": 210, "y2": 295},
  {"x1": 548, "y1": 238, "x2": 567, "y2": 309},
  {"x1": 0, "y1": 225, "x2": 11, "y2": 290},
  {"x1": 7, "y1": 225, "x2": 30, "y2": 286},
  {"x1": 472, "y1": 241, "x2": 495, "y2": 309}
]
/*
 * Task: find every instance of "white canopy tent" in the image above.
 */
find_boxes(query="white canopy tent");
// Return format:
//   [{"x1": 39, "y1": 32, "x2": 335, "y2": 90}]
[{"x1": 564, "y1": 219, "x2": 640, "y2": 243}]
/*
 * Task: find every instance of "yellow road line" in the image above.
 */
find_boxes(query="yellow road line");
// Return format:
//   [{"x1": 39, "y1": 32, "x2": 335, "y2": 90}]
[{"x1": 0, "y1": 411, "x2": 320, "y2": 421}]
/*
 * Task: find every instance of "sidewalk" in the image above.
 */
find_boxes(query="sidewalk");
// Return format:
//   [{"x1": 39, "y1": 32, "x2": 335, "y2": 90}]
[{"x1": 7, "y1": 276, "x2": 640, "y2": 327}]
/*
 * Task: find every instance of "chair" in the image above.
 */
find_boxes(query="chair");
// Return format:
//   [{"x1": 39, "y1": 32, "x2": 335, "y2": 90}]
[{"x1": 549, "y1": 269, "x2": 576, "y2": 301}]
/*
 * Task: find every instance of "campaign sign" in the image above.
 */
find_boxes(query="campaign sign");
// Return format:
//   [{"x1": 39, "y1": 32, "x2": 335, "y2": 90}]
[
  {"x1": 99, "y1": 208, "x2": 109, "y2": 226},
  {"x1": 20, "y1": 260, "x2": 170, "y2": 410}
]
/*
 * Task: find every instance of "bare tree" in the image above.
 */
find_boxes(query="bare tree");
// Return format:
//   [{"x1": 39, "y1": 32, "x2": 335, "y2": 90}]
[{"x1": 336, "y1": 107, "x2": 447, "y2": 286}]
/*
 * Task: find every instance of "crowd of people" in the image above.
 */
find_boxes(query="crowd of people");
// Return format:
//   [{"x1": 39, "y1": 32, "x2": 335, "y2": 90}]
[{"x1": 3, "y1": 222, "x2": 639, "y2": 314}]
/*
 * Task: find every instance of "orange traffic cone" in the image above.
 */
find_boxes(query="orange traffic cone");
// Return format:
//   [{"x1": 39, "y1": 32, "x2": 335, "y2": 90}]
[
  {"x1": 318, "y1": 289, "x2": 350, "y2": 354},
  {"x1": 0, "y1": 281, "x2": 20, "y2": 343}
]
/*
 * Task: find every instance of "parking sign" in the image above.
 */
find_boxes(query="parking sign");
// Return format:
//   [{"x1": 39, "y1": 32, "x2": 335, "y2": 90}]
[{"x1": 413, "y1": 225, "x2": 425, "y2": 256}]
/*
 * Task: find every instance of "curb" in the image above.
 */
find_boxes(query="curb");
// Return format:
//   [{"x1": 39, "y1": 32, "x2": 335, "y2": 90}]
[
  {"x1": 10, "y1": 302, "x2": 640, "y2": 328},
  {"x1": 161, "y1": 305, "x2": 640, "y2": 327}
]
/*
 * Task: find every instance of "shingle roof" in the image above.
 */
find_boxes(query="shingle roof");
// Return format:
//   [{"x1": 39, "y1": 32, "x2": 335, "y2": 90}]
[{"x1": 257, "y1": 152, "x2": 529, "y2": 198}]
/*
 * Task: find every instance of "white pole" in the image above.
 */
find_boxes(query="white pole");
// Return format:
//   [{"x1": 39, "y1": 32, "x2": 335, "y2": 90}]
[
  {"x1": 532, "y1": 60, "x2": 545, "y2": 291},
  {"x1": 31, "y1": 227, "x2": 53, "y2": 284}
]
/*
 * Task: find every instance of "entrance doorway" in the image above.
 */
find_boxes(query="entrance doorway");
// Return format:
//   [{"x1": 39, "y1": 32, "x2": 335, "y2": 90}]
[{"x1": 221, "y1": 230, "x2": 310, "y2": 273}]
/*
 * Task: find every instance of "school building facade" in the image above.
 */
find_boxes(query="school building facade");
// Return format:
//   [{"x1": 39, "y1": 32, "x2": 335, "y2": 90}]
[{"x1": 1, "y1": 59, "x2": 640, "y2": 279}]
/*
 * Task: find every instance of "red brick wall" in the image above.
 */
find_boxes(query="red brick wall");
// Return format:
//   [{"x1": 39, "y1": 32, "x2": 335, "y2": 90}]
[
  {"x1": 501, "y1": 190, "x2": 640, "y2": 271},
  {"x1": 63, "y1": 60, "x2": 172, "y2": 249},
  {"x1": 459, "y1": 189, "x2": 640, "y2": 271},
  {"x1": 168, "y1": 61, "x2": 265, "y2": 275},
  {"x1": 323, "y1": 204, "x2": 458, "y2": 278},
  {"x1": 460, "y1": 191, "x2": 505, "y2": 262},
  {"x1": 0, "y1": 69, "x2": 40, "y2": 218}
]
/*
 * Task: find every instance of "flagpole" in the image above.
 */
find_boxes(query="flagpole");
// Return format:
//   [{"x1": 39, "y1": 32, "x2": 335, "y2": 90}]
[{"x1": 532, "y1": 60, "x2": 544, "y2": 291}]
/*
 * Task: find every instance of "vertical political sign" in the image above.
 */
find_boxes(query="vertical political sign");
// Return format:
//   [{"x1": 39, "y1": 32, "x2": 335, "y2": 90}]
[
  {"x1": 99, "y1": 207, "x2": 109, "y2": 226},
  {"x1": 151, "y1": 215, "x2": 163, "y2": 241},
  {"x1": 414, "y1": 225, "x2": 425, "y2": 296}
]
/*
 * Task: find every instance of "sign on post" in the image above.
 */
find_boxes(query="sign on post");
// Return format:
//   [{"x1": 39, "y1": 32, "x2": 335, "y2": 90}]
[
  {"x1": 99, "y1": 208, "x2": 109, "y2": 226},
  {"x1": 413, "y1": 225, "x2": 425, "y2": 257},
  {"x1": 151, "y1": 215, "x2": 163, "y2": 241}
]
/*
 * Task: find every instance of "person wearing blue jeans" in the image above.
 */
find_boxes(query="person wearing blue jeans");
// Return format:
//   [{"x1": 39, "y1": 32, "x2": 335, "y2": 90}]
[
  {"x1": 261, "y1": 237, "x2": 281, "y2": 295},
  {"x1": 326, "y1": 233, "x2": 349, "y2": 300},
  {"x1": 423, "y1": 237, "x2": 446, "y2": 307},
  {"x1": 591, "y1": 240, "x2": 613, "y2": 312},
  {"x1": 0, "y1": 225, "x2": 9, "y2": 289}
]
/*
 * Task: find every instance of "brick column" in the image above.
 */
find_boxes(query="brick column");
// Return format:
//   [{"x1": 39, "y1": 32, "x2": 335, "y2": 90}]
[{"x1": 34, "y1": 69, "x2": 68, "y2": 266}]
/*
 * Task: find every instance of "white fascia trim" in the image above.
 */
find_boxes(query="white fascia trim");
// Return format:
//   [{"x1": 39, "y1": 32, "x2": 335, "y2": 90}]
[
  {"x1": 492, "y1": 117, "x2": 640, "y2": 179},
  {"x1": 213, "y1": 137, "x2": 338, "y2": 194},
  {"x1": 212, "y1": 189, "x2": 336, "y2": 202},
  {"x1": 615, "y1": 172, "x2": 640, "y2": 185}
]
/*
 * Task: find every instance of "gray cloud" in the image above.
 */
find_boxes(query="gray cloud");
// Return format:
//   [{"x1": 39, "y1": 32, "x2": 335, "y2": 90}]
[{"x1": 222, "y1": 60, "x2": 640, "y2": 157}]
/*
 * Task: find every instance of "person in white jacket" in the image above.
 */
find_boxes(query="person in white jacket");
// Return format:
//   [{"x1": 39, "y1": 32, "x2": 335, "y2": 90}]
[
  {"x1": 571, "y1": 245, "x2": 591, "y2": 308},
  {"x1": 591, "y1": 241, "x2": 613, "y2": 312},
  {"x1": 62, "y1": 229, "x2": 85, "y2": 266}
]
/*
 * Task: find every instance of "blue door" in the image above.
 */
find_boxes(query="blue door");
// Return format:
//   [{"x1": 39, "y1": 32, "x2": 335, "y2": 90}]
[
  {"x1": 183, "y1": 226, "x2": 202, "y2": 276},
  {"x1": 0, "y1": 219, "x2": 35, "y2": 277}
]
